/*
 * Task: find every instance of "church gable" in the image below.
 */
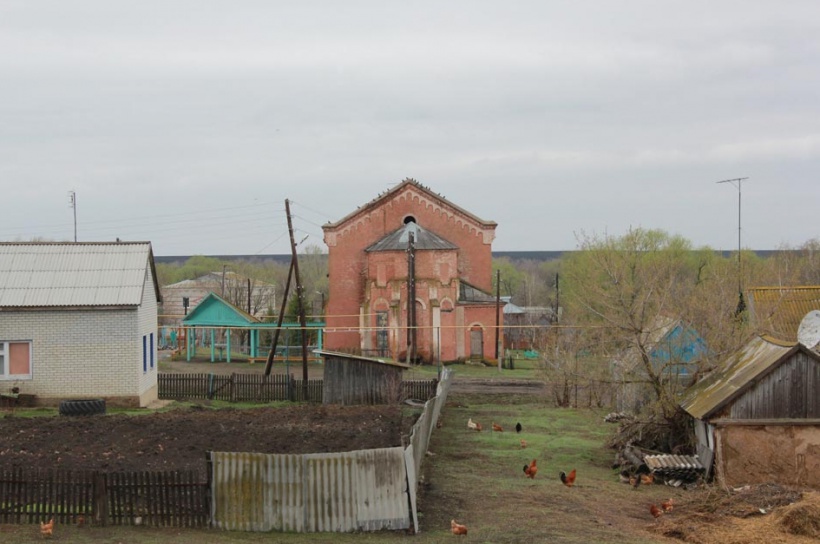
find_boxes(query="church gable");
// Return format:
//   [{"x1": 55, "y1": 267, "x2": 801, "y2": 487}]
[{"x1": 323, "y1": 179, "x2": 496, "y2": 249}]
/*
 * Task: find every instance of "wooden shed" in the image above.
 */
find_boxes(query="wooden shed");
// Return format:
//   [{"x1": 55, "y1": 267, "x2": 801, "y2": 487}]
[
  {"x1": 681, "y1": 335, "x2": 820, "y2": 488},
  {"x1": 316, "y1": 350, "x2": 411, "y2": 405}
]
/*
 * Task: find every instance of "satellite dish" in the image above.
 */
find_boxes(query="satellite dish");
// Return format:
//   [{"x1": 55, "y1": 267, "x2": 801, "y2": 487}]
[{"x1": 797, "y1": 310, "x2": 820, "y2": 349}]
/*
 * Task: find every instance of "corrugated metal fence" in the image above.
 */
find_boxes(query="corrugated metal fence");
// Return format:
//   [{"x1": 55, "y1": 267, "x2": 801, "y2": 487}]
[{"x1": 209, "y1": 368, "x2": 452, "y2": 533}]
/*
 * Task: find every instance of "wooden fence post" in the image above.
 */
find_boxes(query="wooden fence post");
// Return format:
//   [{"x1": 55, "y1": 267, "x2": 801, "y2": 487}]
[{"x1": 93, "y1": 472, "x2": 108, "y2": 526}]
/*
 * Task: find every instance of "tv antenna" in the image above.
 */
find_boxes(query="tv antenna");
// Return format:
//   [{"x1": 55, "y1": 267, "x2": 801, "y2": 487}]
[
  {"x1": 68, "y1": 190, "x2": 77, "y2": 242},
  {"x1": 716, "y1": 177, "x2": 748, "y2": 315}
]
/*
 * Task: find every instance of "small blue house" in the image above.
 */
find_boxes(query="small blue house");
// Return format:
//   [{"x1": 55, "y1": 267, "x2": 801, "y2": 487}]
[{"x1": 614, "y1": 316, "x2": 708, "y2": 412}]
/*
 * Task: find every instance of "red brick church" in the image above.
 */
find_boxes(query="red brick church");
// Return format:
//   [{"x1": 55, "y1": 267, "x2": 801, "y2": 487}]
[{"x1": 322, "y1": 178, "x2": 502, "y2": 363}]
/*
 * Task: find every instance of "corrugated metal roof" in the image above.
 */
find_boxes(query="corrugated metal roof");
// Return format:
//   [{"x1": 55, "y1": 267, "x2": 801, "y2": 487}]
[
  {"x1": 0, "y1": 242, "x2": 156, "y2": 307},
  {"x1": 681, "y1": 335, "x2": 798, "y2": 420},
  {"x1": 747, "y1": 286, "x2": 820, "y2": 342},
  {"x1": 365, "y1": 222, "x2": 458, "y2": 252}
]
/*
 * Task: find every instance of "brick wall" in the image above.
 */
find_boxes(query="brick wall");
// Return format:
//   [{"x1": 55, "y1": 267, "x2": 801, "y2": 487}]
[{"x1": 324, "y1": 182, "x2": 498, "y2": 358}]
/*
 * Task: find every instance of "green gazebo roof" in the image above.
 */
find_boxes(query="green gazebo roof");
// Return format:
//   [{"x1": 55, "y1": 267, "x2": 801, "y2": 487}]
[{"x1": 182, "y1": 292, "x2": 260, "y2": 327}]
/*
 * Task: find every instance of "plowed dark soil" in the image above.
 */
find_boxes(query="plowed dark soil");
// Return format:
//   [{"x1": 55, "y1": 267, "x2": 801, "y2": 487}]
[{"x1": 0, "y1": 404, "x2": 404, "y2": 473}]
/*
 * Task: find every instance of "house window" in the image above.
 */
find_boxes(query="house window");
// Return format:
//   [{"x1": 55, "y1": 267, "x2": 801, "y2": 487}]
[
  {"x1": 0, "y1": 341, "x2": 32, "y2": 380},
  {"x1": 150, "y1": 333, "x2": 155, "y2": 369},
  {"x1": 142, "y1": 335, "x2": 147, "y2": 373}
]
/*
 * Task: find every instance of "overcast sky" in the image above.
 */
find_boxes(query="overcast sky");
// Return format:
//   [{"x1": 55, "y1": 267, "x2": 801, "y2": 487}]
[{"x1": 1, "y1": 1, "x2": 818, "y2": 256}]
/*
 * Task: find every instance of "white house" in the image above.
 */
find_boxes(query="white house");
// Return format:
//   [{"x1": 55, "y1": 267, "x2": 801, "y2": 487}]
[{"x1": 0, "y1": 242, "x2": 161, "y2": 407}]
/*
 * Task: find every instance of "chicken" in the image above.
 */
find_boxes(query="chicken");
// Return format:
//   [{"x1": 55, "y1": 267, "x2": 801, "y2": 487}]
[
  {"x1": 474, "y1": 422, "x2": 482, "y2": 432},
  {"x1": 451, "y1": 519, "x2": 468, "y2": 535},
  {"x1": 520, "y1": 439, "x2": 527, "y2": 449},
  {"x1": 77, "y1": 514, "x2": 86, "y2": 527},
  {"x1": 649, "y1": 504, "x2": 663, "y2": 519},
  {"x1": 641, "y1": 473, "x2": 655, "y2": 485},
  {"x1": 660, "y1": 498, "x2": 674, "y2": 513},
  {"x1": 515, "y1": 422, "x2": 523, "y2": 433},
  {"x1": 467, "y1": 418, "x2": 477, "y2": 431},
  {"x1": 40, "y1": 518, "x2": 54, "y2": 537},
  {"x1": 560, "y1": 469, "x2": 577, "y2": 488},
  {"x1": 629, "y1": 473, "x2": 641, "y2": 489},
  {"x1": 492, "y1": 422, "x2": 504, "y2": 432},
  {"x1": 523, "y1": 459, "x2": 538, "y2": 479}
]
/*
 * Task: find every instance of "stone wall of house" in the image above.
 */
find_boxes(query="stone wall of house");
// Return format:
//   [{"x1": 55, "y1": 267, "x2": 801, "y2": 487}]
[{"x1": 716, "y1": 424, "x2": 820, "y2": 488}]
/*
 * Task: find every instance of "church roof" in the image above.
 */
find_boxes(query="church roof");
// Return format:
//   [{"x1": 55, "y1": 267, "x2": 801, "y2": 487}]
[{"x1": 365, "y1": 222, "x2": 458, "y2": 252}]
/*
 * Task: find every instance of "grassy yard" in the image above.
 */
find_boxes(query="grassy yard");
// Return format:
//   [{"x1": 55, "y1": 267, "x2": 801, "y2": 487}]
[{"x1": 2, "y1": 389, "x2": 680, "y2": 544}]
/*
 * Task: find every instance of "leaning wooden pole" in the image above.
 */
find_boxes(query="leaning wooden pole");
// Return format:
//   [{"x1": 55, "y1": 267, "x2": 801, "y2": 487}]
[
  {"x1": 263, "y1": 259, "x2": 294, "y2": 377},
  {"x1": 285, "y1": 199, "x2": 311, "y2": 400}
]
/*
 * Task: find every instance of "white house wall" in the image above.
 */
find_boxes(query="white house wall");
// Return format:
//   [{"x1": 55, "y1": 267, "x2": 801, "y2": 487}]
[
  {"x1": 137, "y1": 265, "x2": 159, "y2": 406},
  {"x1": 0, "y1": 308, "x2": 143, "y2": 405}
]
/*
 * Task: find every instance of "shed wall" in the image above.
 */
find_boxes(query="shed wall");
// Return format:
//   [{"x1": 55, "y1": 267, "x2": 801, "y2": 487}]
[
  {"x1": 322, "y1": 358, "x2": 403, "y2": 405},
  {"x1": 715, "y1": 424, "x2": 820, "y2": 488},
  {"x1": 729, "y1": 351, "x2": 820, "y2": 419}
]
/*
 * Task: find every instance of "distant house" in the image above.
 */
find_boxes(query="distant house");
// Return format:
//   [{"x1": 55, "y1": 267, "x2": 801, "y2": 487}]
[
  {"x1": 0, "y1": 242, "x2": 161, "y2": 408},
  {"x1": 746, "y1": 286, "x2": 820, "y2": 341},
  {"x1": 322, "y1": 179, "x2": 502, "y2": 363},
  {"x1": 160, "y1": 271, "x2": 276, "y2": 326},
  {"x1": 502, "y1": 300, "x2": 557, "y2": 350},
  {"x1": 681, "y1": 335, "x2": 820, "y2": 488},
  {"x1": 613, "y1": 316, "x2": 707, "y2": 413}
]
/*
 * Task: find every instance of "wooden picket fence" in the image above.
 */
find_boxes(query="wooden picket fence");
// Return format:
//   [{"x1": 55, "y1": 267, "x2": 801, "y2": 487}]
[
  {"x1": 0, "y1": 467, "x2": 208, "y2": 527},
  {"x1": 159, "y1": 374, "x2": 437, "y2": 403}
]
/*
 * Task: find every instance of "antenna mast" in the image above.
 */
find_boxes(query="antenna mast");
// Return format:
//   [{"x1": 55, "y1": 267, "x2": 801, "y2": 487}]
[{"x1": 716, "y1": 177, "x2": 748, "y2": 314}]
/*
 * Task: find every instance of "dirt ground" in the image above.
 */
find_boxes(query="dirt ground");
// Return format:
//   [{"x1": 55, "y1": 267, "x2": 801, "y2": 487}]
[{"x1": 0, "y1": 404, "x2": 406, "y2": 474}]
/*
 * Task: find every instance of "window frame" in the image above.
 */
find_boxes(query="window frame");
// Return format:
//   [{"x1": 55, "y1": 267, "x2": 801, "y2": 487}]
[{"x1": 0, "y1": 340, "x2": 33, "y2": 380}]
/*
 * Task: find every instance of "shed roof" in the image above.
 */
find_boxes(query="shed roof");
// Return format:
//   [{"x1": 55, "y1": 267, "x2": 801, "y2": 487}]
[
  {"x1": 365, "y1": 222, "x2": 458, "y2": 252},
  {"x1": 182, "y1": 292, "x2": 260, "y2": 327},
  {"x1": 314, "y1": 349, "x2": 412, "y2": 369},
  {"x1": 0, "y1": 242, "x2": 160, "y2": 307},
  {"x1": 747, "y1": 286, "x2": 820, "y2": 342},
  {"x1": 680, "y1": 335, "x2": 820, "y2": 420}
]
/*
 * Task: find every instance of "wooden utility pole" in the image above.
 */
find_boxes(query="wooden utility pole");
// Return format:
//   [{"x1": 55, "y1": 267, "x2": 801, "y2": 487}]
[
  {"x1": 285, "y1": 199, "x2": 310, "y2": 399},
  {"x1": 263, "y1": 259, "x2": 293, "y2": 376},
  {"x1": 495, "y1": 269, "x2": 501, "y2": 367},
  {"x1": 406, "y1": 231, "x2": 416, "y2": 364}
]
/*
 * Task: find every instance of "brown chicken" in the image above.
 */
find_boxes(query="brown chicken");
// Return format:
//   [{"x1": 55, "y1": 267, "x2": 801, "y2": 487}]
[
  {"x1": 474, "y1": 422, "x2": 483, "y2": 432},
  {"x1": 40, "y1": 518, "x2": 54, "y2": 537},
  {"x1": 492, "y1": 422, "x2": 504, "y2": 432},
  {"x1": 560, "y1": 469, "x2": 577, "y2": 487},
  {"x1": 523, "y1": 459, "x2": 538, "y2": 479},
  {"x1": 649, "y1": 504, "x2": 663, "y2": 519},
  {"x1": 520, "y1": 439, "x2": 527, "y2": 449},
  {"x1": 629, "y1": 474, "x2": 641, "y2": 488},
  {"x1": 661, "y1": 498, "x2": 674, "y2": 513},
  {"x1": 641, "y1": 473, "x2": 655, "y2": 485},
  {"x1": 77, "y1": 514, "x2": 86, "y2": 527},
  {"x1": 451, "y1": 519, "x2": 468, "y2": 535}
]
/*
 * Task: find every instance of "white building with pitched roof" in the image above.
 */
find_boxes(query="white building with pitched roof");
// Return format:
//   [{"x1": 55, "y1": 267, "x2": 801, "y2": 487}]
[{"x1": 0, "y1": 242, "x2": 161, "y2": 407}]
